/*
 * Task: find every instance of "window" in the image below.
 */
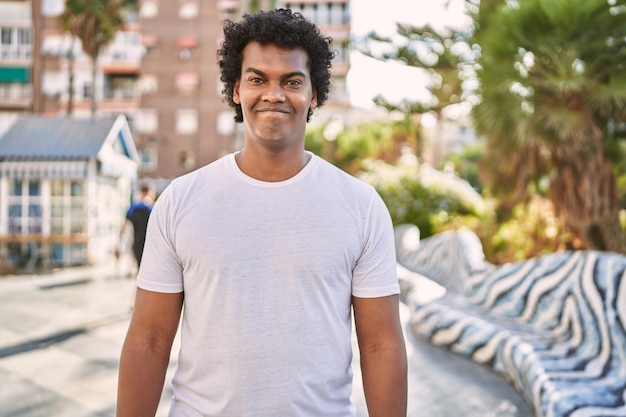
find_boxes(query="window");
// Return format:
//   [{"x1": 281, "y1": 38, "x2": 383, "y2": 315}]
[
  {"x1": 176, "y1": 109, "x2": 198, "y2": 134},
  {"x1": 141, "y1": 34, "x2": 158, "y2": 55},
  {"x1": 42, "y1": 0, "x2": 64, "y2": 16},
  {"x1": 177, "y1": 36, "x2": 198, "y2": 60},
  {"x1": 175, "y1": 71, "x2": 199, "y2": 93},
  {"x1": 71, "y1": 181, "x2": 84, "y2": 197},
  {"x1": 70, "y1": 181, "x2": 85, "y2": 234},
  {"x1": 217, "y1": 111, "x2": 235, "y2": 136},
  {"x1": 8, "y1": 180, "x2": 42, "y2": 235},
  {"x1": 138, "y1": 74, "x2": 158, "y2": 94},
  {"x1": 217, "y1": 0, "x2": 238, "y2": 19},
  {"x1": 329, "y1": 3, "x2": 347, "y2": 25},
  {"x1": 104, "y1": 74, "x2": 139, "y2": 99},
  {"x1": 136, "y1": 108, "x2": 158, "y2": 133},
  {"x1": 50, "y1": 179, "x2": 66, "y2": 234},
  {"x1": 1, "y1": 28, "x2": 11, "y2": 45},
  {"x1": 139, "y1": 142, "x2": 158, "y2": 171},
  {"x1": 179, "y1": 1, "x2": 199, "y2": 19},
  {"x1": 8, "y1": 204, "x2": 21, "y2": 233},
  {"x1": 10, "y1": 180, "x2": 23, "y2": 196},
  {"x1": 180, "y1": 151, "x2": 195, "y2": 170},
  {"x1": 18, "y1": 28, "x2": 31, "y2": 46},
  {"x1": 0, "y1": 27, "x2": 32, "y2": 59},
  {"x1": 139, "y1": 0, "x2": 158, "y2": 18},
  {"x1": 48, "y1": 180, "x2": 85, "y2": 235},
  {"x1": 0, "y1": 83, "x2": 32, "y2": 100},
  {"x1": 28, "y1": 181, "x2": 40, "y2": 196}
]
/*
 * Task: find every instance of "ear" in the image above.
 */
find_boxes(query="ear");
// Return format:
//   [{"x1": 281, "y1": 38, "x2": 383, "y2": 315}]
[
  {"x1": 310, "y1": 90, "x2": 318, "y2": 109},
  {"x1": 233, "y1": 80, "x2": 241, "y2": 104}
]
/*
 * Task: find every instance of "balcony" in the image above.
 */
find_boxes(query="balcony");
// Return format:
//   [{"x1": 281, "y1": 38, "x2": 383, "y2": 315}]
[
  {"x1": 99, "y1": 44, "x2": 143, "y2": 75},
  {"x1": 0, "y1": 44, "x2": 32, "y2": 63},
  {"x1": 100, "y1": 74, "x2": 140, "y2": 112},
  {"x1": 0, "y1": 82, "x2": 31, "y2": 109}
]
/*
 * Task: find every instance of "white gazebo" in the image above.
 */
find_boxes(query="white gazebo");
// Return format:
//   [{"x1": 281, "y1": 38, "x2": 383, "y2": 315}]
[{"x1": 0, "y1": 115, "x2": 140, "y2": 273}]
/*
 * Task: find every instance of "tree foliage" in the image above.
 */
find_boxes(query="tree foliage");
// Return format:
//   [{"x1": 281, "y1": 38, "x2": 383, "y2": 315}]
[
  {"x1": 61, "y1": 0, "x2": 133, "y2": 115},
  {"x1": 359, "y1": 158, "x2": 492, "y2": 238},
  {"x1": 305, "y1": 118, "x2": 420, "y2": 175},
  {"x1": 358, "y1": 15, "x2": 476, "y2": 163},
  {"x1": 472, "y1": 0, "x2": 626, "y2": 252}
]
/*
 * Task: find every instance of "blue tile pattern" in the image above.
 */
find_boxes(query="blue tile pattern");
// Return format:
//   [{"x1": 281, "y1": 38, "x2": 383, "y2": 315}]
[{"x1": 395, "y1": 224, "x2": 626, "y2": 417}]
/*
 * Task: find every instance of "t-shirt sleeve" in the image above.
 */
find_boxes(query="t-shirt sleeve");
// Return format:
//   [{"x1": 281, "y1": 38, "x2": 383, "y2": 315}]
[
  {"x1": 351, "y1": 191, "x2": 400, "y2": 298},
  {"x1": 125, "y1": 205, "x2": 133, "y2": 220},
  {"x1": 136, "y1": 186, "x2": 184, "y2": 293}
]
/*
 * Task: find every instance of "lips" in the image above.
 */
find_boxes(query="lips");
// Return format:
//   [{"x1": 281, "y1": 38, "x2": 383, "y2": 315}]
[{"x1": 256, "y1": 107, "x2": 290, "y2": 114}]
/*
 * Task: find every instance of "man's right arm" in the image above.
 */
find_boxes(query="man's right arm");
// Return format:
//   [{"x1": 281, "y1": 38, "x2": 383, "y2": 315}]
[{"x1": 117, "y1": 288, "x2": 183, "y2": 417}]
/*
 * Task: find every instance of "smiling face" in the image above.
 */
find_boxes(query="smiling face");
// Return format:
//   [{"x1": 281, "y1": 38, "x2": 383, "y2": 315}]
[{"x1": 233, "y1": 42, "x2": 317, "y2": 153}]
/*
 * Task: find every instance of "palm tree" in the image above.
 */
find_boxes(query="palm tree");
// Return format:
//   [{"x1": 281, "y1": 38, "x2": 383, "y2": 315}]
[
  {"x1": 472, "y1": 0, "x2": 626, "y2": 252},
  {"x1": 61, "y1": 0, "x2": 129, "y2": 116}
]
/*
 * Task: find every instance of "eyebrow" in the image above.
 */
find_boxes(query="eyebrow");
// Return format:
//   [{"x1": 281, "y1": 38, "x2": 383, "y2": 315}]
[{"x1": 244, "y1": 67, "x2": 308, "y2": 80}]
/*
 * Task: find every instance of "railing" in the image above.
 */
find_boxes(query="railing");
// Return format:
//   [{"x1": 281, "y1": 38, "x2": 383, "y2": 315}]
[
  {"x1": 0, "y1": 84, "x2": 32, "y2": 100},
  {"x1": 0, "y1": 44, "x2": 32, "y2": 61}
]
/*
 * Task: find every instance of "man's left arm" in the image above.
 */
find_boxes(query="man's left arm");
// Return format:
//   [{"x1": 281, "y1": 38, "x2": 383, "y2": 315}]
[{"x1": 353, "y1": 294, "x2": 407, "y2": 417}]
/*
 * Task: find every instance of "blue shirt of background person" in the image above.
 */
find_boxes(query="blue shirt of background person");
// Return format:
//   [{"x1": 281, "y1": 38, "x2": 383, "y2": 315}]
[{"x1": 116, "y1": 182, "x2": 156, "y2": 268}]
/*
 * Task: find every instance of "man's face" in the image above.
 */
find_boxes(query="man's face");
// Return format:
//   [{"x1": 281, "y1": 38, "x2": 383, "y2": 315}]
[{"x1": 233, "y1": 42, "x2": 317, "y2": 151}]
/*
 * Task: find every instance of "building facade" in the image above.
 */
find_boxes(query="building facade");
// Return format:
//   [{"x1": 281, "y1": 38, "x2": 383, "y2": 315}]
[
  {"x1": 0, "y1": 0, "x2": 32, "y2": 137},
  {"x1": 132, "y1": 0, "x2": 235, "y2": 180}
]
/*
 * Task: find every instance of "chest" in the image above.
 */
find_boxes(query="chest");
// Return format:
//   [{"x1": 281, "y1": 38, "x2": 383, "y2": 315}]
[{"x1": 172, "y1": 186, "x2": 365, "y2": 279}]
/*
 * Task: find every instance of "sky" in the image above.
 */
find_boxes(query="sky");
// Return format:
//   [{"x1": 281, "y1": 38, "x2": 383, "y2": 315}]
[{"x1": 347, "y1": 0, "x2": 470, "y2": 109}]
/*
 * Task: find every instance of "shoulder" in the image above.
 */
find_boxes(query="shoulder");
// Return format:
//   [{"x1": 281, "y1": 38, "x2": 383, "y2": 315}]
[
  {"x1": 152, "y1": 154, "x2": 233, "y2": 211},
  {"x1": 311, "y1": 155, "x2": 380, "y2": 199},
  {"x1": 167, "y1": 154, "x2": 232, "y2": 194}
]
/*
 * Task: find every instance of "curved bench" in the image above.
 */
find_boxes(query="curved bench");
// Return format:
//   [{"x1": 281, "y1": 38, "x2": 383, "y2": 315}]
[{"x1": 395, "y1": 224, "x2": 626, "y2": 417}]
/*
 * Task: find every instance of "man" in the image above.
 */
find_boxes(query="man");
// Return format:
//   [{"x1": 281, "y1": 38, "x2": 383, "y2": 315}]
[
  {"x1": 117, "y1": 9, "x2": 407, "y2": 417},
  {"x1": 115, "y1": 182, "x2": 155, "y2": 269}
]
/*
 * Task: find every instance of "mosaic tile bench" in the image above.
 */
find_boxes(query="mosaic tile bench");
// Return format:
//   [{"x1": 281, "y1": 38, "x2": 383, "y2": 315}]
[{"x1": 394, "y1": 224, "x2": 626, "y2": 417}]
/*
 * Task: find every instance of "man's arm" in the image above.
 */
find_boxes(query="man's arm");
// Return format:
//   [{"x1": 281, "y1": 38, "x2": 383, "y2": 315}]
[
  {"x1": 115, "y1": 219, "x2": 130, "y2": 259},
  {"x1": 353, "y1": 294, "x2": 407, "y2": 417},
  {"x1": 117, "y1": 288, "x2": 183, "y2": 417}
]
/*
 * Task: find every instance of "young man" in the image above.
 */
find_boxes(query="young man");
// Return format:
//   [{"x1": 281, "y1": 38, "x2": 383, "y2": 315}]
[{"x1": 117, "y1": 9, "x2": 407, "y2": 417}]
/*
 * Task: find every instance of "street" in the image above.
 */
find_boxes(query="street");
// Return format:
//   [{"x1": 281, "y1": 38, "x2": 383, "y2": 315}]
[{"x1": 0, "y1": 265, "x2": 532, "y2": 417}]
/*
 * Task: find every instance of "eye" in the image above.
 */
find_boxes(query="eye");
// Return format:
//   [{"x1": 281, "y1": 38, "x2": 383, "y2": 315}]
[
  {"x1": 285, "y1": 79, "x2": 303, "y2": 88},
  {"x1": 247, "y1": 77, "x2": 264, "y2": 84}
]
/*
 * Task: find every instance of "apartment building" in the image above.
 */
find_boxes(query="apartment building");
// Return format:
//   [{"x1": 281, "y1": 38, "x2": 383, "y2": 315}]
[
  {"x1": 0, "y1": 0, "x2": 32, "y2": 136},
  {"x1": 132, "y1": 0, "x2": 235, "y2": 180},
  {"x1": 0, "y1": 0, "x2": 351, "y2": 182}
]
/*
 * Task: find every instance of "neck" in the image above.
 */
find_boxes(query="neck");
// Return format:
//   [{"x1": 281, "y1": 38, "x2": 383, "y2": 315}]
[{"x1": 235, "y1": 147, "x2": 311, "y2": 182}]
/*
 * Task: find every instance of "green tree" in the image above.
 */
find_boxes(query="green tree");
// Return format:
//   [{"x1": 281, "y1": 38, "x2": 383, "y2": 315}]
[
  {"x1": 61, "y1": 0, "x2": 132, "y2": 116},
  {"x1": 359, "y1": 12, "x2": 475, "y2": 161},
  {"x1": 472, "y1": 0, "x2": 626, "y2": 253}
]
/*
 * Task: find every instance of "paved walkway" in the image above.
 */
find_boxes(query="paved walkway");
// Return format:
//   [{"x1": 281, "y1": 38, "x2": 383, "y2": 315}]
[{"x1": 0, "y1": 265, "x2": 532, "y2": 417}]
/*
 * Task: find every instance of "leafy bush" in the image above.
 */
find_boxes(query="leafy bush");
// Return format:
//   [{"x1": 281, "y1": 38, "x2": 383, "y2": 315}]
[
  {"x1": 472, "y1": 197, "x2": 576, "y2": 264},
  {"x1": 305, "y1": 118, "x2": 418, "y2": 175},
  {"x1": 359, "y1": 158, "x2": 492, "y2": 238}
]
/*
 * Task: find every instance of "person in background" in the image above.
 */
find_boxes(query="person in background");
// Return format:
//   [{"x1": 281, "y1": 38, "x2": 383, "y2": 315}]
[
  {"x1": 117, "y1": 8, "x2": 407, "y2": 417},
  {"x1": 115, "y1": 182, "x2": 155, "y2": 270}
]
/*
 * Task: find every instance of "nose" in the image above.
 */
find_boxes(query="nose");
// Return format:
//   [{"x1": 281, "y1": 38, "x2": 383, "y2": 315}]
[{"x1": 262, "y1": 82, "x2": 285, "y2": 102}]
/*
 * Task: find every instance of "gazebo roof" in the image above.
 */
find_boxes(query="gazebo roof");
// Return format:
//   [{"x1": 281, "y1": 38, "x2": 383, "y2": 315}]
[{"x1": 0, "y1": 115, "x2": 138, "y2": 162}]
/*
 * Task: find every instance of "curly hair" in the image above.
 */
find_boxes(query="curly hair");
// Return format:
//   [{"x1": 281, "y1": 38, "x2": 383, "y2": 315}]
[{"x1": 217, "y1": 8, "x2": 335, "y2": 123}]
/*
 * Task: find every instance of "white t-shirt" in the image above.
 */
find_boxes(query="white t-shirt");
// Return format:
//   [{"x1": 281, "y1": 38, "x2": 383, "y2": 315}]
[{"x1": 137, "y1": 152, "x2": 400, "y2": 417}]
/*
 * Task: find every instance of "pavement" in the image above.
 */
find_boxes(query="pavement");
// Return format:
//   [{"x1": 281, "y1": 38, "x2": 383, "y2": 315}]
[{"x1": 0, "y1": 261, "x2": 533, "y2": 417}]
